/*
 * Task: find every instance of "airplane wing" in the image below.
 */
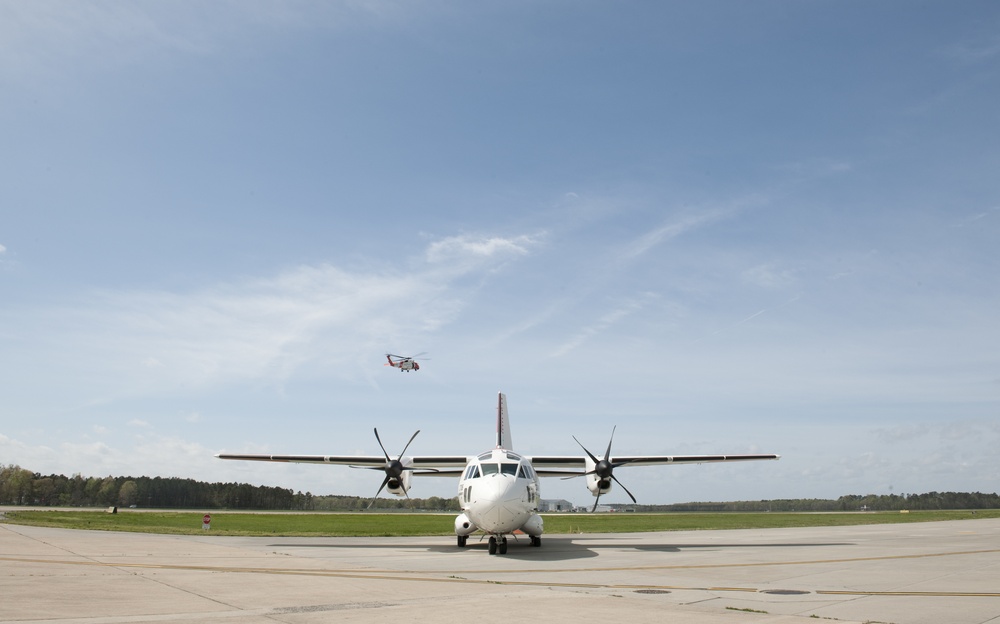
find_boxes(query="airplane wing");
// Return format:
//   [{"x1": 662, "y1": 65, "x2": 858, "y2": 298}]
[
  {"x1": 215, "y1": 453, "x2": 470, "y2": 474},
  {"x1": 527, "y1": 453, "x2": 780, "y2": 476}
]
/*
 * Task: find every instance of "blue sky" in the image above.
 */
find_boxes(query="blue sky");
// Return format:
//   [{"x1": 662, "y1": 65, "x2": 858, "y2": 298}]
[{"x1": 2, "y1": 1, "x2": 998, "y2": 506}]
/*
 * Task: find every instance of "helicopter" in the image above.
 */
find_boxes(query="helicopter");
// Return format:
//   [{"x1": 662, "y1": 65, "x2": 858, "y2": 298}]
[{"x1": 385, "y1": 353, "x2": 427, "y2": 372}]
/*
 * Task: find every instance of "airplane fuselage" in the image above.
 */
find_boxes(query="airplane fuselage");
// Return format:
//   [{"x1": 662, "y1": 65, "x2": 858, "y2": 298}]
[{"x1": 454, "y1": 449, "x2": 543, "y2": 551}]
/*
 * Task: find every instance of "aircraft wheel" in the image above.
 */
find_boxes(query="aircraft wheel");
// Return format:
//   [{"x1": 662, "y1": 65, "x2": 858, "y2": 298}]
[
  {"x1": 530, "y1": 536, "x2": 541, "y2": 547},
  {"x1": 498, "y1": 537, "x2": 508, "y2": 555},
  {"x1": 488, "y1": 536, "x2": 497, "y2": 555},
  {"x1": 457, "y1": 535, "x2": 467, "y2": 548}
]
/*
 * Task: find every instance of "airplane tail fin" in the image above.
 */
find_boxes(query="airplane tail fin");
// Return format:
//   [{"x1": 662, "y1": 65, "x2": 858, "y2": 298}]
[{"x1": 496, "y1": 392, "x2": 513, "y2": 450}]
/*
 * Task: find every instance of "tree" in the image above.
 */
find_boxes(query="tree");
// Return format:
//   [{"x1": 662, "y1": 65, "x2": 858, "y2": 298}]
[
  {"x1": 97, "y1": 477, "x2": 118, "y2": 506},
  {"x1": 32, "y1": 476, "x2": 56, "y2": 505},
  {"x1": 1, "y1": 466, "x2": 35, "y2": 504},
  {"x1": 118, "y1": 480, "x2": 138, "y2": 507}
]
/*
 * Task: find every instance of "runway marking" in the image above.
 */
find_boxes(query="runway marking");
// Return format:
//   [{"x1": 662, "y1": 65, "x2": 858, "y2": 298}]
[
  {"x1": 4, "y1": 552, "x2": 1000, "y2": 598},
  {"x1": 0, "y1": 555, "x2": 760, "y2": 594},
  {"x1": 448, "y1": 547, "x2": 1000, "y2": 575},
  {"x1": 817, "y1": 590, "x2": 1000, "y2": 597}
]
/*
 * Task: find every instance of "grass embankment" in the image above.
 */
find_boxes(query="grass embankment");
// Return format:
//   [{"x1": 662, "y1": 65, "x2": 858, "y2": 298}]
[{"x1": 3, "y1": 509, "x2": 997, "y2": 537}]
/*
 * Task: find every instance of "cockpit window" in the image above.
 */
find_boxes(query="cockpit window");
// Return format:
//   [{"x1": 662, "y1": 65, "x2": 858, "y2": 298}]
[
  {"x1": 505, "y1": 452, "x2": 521, "y2": 461},
  {"x1": 480, "y1": 463, "x2": 518, "y2": 476},
  {"x1": 477, "y1": 452, "x2": 493, "y2": 461},
  {"x1": 464, "y1": 464, "x2": 481, "y2": 480}
]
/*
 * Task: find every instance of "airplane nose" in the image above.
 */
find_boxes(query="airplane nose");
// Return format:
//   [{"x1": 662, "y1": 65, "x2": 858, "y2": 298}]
[{"x1": 469, "y1": 475, "x2": 527, "y2": 533}]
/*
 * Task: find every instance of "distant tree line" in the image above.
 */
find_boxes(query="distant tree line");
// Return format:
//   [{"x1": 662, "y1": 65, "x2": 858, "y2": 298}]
[
  {"x1": 2, "y1": 464, "x2": 996, "y2": 513},
  {"x1": 0, "y1": 464, "x2": 459, "y2": 511},
  {"x1": 636, "y1": 491, "x2": 1000, "y2": 512},
  {"x1": 310, "y1": 495, "x2": 460, "y2": 512}
]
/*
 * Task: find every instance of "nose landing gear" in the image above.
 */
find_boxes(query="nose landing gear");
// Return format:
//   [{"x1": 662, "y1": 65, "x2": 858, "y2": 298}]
[{"x1": 487, "y1": 535, "x2": 508, "y2": 555}]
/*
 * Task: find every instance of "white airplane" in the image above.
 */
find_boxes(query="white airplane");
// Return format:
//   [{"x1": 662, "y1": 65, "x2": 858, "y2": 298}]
[{"x1": 217, "y1": 392, "x2": 779, "y2": 555}]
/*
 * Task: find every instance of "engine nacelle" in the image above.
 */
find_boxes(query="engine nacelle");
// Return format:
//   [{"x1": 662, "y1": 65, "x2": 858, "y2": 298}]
[
  {"x1": 587, "y1": 475, "x2": 612, "y2": 497},
  {"x1": 584, "y1": 456, "x2": 612, "y2": 498},
  {"x1": 520, "y1": 513, "x2": 543, "y2": 537},
  {"x1": 385, "y1": 466, "x2": 412, "y2": 497},
  {"x1": 454, "y1": 512, "x2": 477, "y2": 536}
]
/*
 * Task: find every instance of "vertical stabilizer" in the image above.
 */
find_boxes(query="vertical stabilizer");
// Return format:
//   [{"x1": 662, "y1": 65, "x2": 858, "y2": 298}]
[{"x1": 496, "y1": 392, "x2": 513, "y2": 450}]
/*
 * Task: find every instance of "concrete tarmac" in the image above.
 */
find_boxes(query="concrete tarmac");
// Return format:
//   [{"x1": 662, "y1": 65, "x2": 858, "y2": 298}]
[{"x1": 2, "y1": 517, "x2": 999, "y2": 624}]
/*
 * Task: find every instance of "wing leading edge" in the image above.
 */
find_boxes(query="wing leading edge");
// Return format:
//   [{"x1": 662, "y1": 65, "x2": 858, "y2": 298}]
[
  {"x1": 527, "y1": 453, "x2": 780, "y2": 477},
  {"x1": 215, "y1": 453, "x2": 470, "y2": 473},
  {"x1": 215, "y1": 452, "x2": 778, "y2": 476}
]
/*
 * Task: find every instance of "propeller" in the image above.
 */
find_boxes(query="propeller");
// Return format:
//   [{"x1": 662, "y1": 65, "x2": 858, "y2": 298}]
[
  {"x1": 386, "y1": 352, "x2": 431, "y2": 361},
  {"x1": 568, "y1": 426, "x2": 637, "y2": 512},
  {"x1": 364, "y1": 428, "x2": 421, "y2": 508}
]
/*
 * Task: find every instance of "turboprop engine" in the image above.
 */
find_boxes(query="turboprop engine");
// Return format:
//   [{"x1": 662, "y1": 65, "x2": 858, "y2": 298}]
[
  {"x1": 385, "y1": 468, "x2": 413, "y2": 497},
  {"x1": 570, "y1": 427, "x2": 637, "y2": 512},
  {"x1": 585, "y1": 461, "x2": 613, "y2": 497},
  {"x1": 454, "y1": 512, "x2": 477, "y2": 536},
  {"x1": 362, "y1": 428, "x2": 421, "y2": 507},
  {"x1": 520, "y1": 513, "x2": 543, "y2": 536}
]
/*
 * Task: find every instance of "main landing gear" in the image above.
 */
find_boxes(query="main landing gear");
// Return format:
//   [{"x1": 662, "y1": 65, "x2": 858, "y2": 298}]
[{"x1": 457, "y1": 534, "x2": 541, "y2": 553}]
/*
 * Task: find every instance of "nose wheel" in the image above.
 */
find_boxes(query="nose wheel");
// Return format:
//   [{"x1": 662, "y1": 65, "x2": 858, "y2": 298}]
[{"x1": 488, "y1": 536, "x2": 508, "y2": 555}]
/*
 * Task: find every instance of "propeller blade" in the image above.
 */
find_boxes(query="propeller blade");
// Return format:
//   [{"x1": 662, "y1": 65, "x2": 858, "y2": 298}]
[
  {"x1": 602, "y1": 426, "x2": 616, "y2": 461},
  {"x1": 367, "y1": 475, "x2": 392, "y2": 509},
  {"x1": 611, "y1": 474, "x2": 638, "y2": 504},
  {"x1": 572, "y1": 435, "x2": 600, "y2": 464},
  {"x1": 374, "y1": 428, "x2": 390, "y2": 462},
  {"x1": 399, "y1": 429, "x2": 420, "y2": 457}
]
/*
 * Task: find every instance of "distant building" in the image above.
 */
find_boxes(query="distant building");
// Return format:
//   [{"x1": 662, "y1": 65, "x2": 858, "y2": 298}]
[
  {"x1": 587, "y1": 505, "x2": 636, "y2": 513},
  {"x1": 539, "y1": 499, "x2": 574, "y2": 512}
]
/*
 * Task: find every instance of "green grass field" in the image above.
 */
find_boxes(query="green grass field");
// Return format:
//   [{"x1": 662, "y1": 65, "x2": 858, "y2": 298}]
[{"x1": 3, "y1": 509, "x2": 997, "y2": 536}]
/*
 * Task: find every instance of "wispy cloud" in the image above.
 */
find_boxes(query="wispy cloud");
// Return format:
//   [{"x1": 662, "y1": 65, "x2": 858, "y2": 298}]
[
  {"x1": 939, "y1": 35, "x2": 1000, "y2": 64},
  {"x1": 874, "y1": 424, "x2": 931, "y2": 443},
  {"x1": 550, "y1": 293, "x2": 658, "y2": 357},
  {"x1": 0, "y1": 1, "x2": 427, "y2": 84},
  {"x1": 742, "y1": 263, "x2": 798, "y2": 289},
  {"x1": 3, "y1": 233, "x2": 538, "y2": 404},
  {"x1": 425, "y1": 233, "x2": 543, "y2": 265},
  {"x1": 621, "y1": 210, "x2": 728, "y2": 260},
  {"x1": 620, "y1": 195, "x2": 772, "y2": 262},
  {"x1": 951, "y1": 207, "x2": 999, "y2": 228}
]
